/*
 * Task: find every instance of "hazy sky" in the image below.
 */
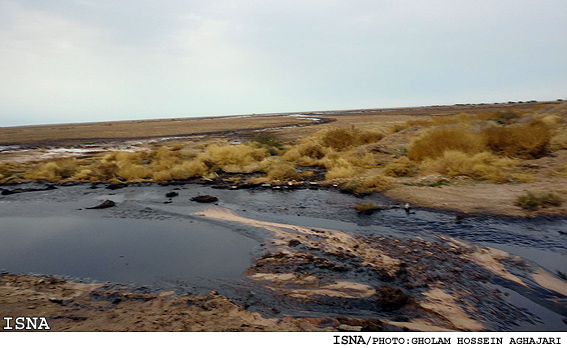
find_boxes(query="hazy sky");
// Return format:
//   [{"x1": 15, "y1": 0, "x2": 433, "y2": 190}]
[{"x1": 1, "y1": 1, "x2": 566, "y2": 126}]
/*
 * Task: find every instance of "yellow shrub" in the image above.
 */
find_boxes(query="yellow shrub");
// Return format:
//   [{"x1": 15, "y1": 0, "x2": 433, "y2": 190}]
[
  {"x1": 265, "y1": 160, "x2": 298, "y2": 181},
  {"x1": 420, "y1": 150, "x2": 518, "y2": 183},
  {"x1": 89, "y1": 159, "x2": 119, "y2": 180},
  {"x1": 0, "y1": 161, "x2": 26, "y2": 182},
  {"x1": 325, "y1": 166, "x2": 358, "y2": 180},
  {"x1": 390, "y1": 114, "x2": 472, "y2": 132},
  {"x1": 382, "y1": 157, "x2": 419, "y2": 177},
  {"x1": 170, "y1": 160, "x2": 208, "y2": 179},
  {"x1": 24, "y1": 162, "x2": 62, "y2": 181},
  {"x1": 316, "y1": 127, "x2": 384, "y2": 151},
  {"x1": 483, "y1": 121, "x2": 552, "y2": 159},
  {"x1": 361, "y1": 173, "x2": 392, "y2": 191},
  {"x1": 408, "y1": 126, "x2": 486, "y2": 161},
  {"x1": 344, "y1": 149, "x2": 380, "y2": 168},
  {"x1": 24, "y1": 159, "x2": 79, "y2": 181},
  {"x1": 296, "y1": 139, "x2": 328, "y2": 159},
  {"x1": 202, "y1": 144, "x2": 269, "y2": 171},
  {"x1": 72, "y1": 168, "x2": 95, "y2": 181},
  {"x1": 117, "y1": 163, "x2": 151, "y2": 181},
  {"x1": 152, "y1": 170, "x2": 173, "y2": 182},
  {"x1": 539, "y1": 115, "x2": 563, "y2": 126},
  {"x1": 321, "y1": 128, "x2": 356, "y2": 151},
  {"x1": 549, "y1": 127, "x2": 567, "y2": 151}
]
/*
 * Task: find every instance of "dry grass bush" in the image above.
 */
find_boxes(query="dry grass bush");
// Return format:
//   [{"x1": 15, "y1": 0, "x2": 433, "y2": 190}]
[
  {"x1": 340, "y1": 174, "x2": 392, "y2": 194},
  {"x1": 355, "y1": 203, "x2": 382, "y2": 214},
  {"x1": 265, "y1": 160, "x2": 298, "y2": 181},
  {"x1": 24, "y1": 158, "x2": 80, "y2": 181},
  {"x1": 318, "y1": 127, "x2": 384, "y2": 151},
  {"x1": 515, "y1": 191, "x2": 563, "y2": 211},
  {"x1": 73, "y1": 153, "x2": 122, "y2": 181},
  {"x1": 343, "y1": 149, "x2": 380, "y2": 169},
  {"x1": 537, "y1": 115, "x2": 563, "y2": 126},
  {"x1": 390, "y1": 113, "x2": 472, "y2": 133},
  {"x1": 420, "y1": 150, "x2": 519, "y2": 183},
  {"x1": 117, "y1": 163, "x2": 151, "y2": 181},
  {"x1": 362, "y1": 173, "x2": 393, "y2": 191},
  {"x1": 202, "y1": 144, "x2": 269, "y2": 172},
  {"x1": 475, "y1": 110, "x2": 523, "y2": 124},
  {"x1": 382, "y1": 157, "x2": 419, "y2": 177},
  {"x1": 483, "y1": 121, "x2": 552, "y2": 159},
  {"x1": 281, "y1": 139, "x2": 328, "y2": 166},
  {"x1": 408, "y1": 126, "x2": 486, "y2": 161},
  {"x1": 549, "y1": 127, "x2": 567, "y2": 151},
  {"x1": 0, "y1": 161, "x2": 28, "y2": 183},
  {"x1": 325, "y1": 165, "x2": 358, "y2": 180}
]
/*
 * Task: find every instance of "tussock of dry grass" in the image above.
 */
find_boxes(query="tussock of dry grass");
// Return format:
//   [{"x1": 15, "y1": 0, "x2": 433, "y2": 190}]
[
  {"x1": 483, "y1": 121, "x2": 552, "y2": 159},
  {"x1": 339, "y1": 174, "x2": 393, "y2": 195},
  {"x1": 549, "y1": 127, "x2": 567, "y2": 151},
  {"x1": 316, "y1": 127, "x2": 384, "y2": 151},
  {"x1": 408, "y1": 127, "x2": 486, "y2": 161},
  {"x1": 202, "y1": 144, "x2": 269, "y2": 173},
  {"x1": 390, "y1": 113, "x2": 469, "y2": 133},
  {"x1": 382, "y1": 157, "x2": 419, "y2": 177},
  {"x1": 0, "y1": 161, "x2": 28, "y2": 183},
  {"x1": 23, "y1": 158, "x2": 80, "y2": 181},
  {"x1": 419, "y1": 151, "x2": 522, "y2": 183},
  {"x1": 264, "y1": 160, "x2": 298, "y2": 181},
  {"x1": 325, "y1": 165, "x2": 359, "y2": 180}
]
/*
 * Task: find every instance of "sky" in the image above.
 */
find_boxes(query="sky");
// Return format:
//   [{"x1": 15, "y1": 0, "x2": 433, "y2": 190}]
[{"x1": 0, "y1": 1, "x2": 566, "y2": 127}]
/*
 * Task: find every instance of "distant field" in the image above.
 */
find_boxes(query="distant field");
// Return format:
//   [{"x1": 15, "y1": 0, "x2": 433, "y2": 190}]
[{"x1": 0, "y1": 102, "x2": 550, "y2": 146}]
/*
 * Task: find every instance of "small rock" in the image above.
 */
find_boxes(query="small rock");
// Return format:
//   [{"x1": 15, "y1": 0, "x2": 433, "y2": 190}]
[
  {"x1": 165, "y1": 192, "x2": 179, "y2": 198},
  {"x1": 191, "y1": 195, "x2": 218, "y2": 203},
  {"x1": 106, "y1": 183, "x2": 127, "y2": 190},
  {"x1": 86, "y1": 200, "x2": 116, "y2": 209},
  {"x1": 288, "y1": 239, "x2": 302, "y2": 247}
]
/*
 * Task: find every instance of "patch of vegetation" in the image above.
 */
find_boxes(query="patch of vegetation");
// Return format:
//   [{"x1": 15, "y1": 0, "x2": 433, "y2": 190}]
[
  {"x1": 483, "y1": 121, "x2": 552, "y2": 159},
  {"x1": 419, "y1": 151, "x2": 519, "y2": 184},
  {"x1": 549, "y1": 127, "x2": 567, "y2": 151},
  {"x1": 354, "y1": 203, "x2": 382, "y2": 215},
  {"x1": 339, "y1": 174, "x2": 392, "y2": 195},
  {"x1": 408, "y1": 126, "x2": 486, "y2": 162},
  {"x1": 382, "y1": 157, "x2": 419, "y2": 177},
  {"x1": 318, "y1": 127, "x2": 384, "y2": 151},
  {"x1": 514, "y1": 191, "x2": 563, "y2": 211},
  {"x1": 249, "y1": 132, "x2": 283, "y2": 155}
]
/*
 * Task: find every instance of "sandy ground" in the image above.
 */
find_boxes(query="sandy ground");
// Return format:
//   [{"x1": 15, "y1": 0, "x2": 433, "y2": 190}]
[{"x1": 384, "y1": 150, "x2": 567, "y2": 218}]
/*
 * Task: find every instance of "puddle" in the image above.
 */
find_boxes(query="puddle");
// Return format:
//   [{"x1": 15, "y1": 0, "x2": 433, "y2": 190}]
[{"x1": 0, "y1": 199, "x2": 257, "y2": 287}]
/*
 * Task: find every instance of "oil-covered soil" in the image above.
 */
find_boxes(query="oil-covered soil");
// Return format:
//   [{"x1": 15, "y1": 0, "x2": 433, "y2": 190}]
[{"x1": 1, "y1": 183, "x2": 566, "y2": 331}]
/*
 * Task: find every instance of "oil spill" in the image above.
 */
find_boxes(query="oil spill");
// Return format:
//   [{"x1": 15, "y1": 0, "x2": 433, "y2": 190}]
[{"x1": 0, "y1": 183, "x2": 566, "y2": 331}]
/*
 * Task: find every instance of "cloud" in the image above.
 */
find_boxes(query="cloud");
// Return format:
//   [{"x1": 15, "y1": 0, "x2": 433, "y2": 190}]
[{"x1": 0, "y1": 0, "x2": 566, "y2": 126}]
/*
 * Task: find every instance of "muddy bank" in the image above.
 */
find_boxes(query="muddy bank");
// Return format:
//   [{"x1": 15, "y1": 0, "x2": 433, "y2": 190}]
[
  {"x1": 1, "y1": 184, "x2": 566, "y2": 331},
  {"x1": 0, "y1": 273, "x2": 327, "y2": 332}
]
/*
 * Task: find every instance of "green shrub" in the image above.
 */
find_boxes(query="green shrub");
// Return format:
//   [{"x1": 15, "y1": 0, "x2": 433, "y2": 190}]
[{"x1": 515, "y1": 191, "x2": 563, "y2": 211}]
